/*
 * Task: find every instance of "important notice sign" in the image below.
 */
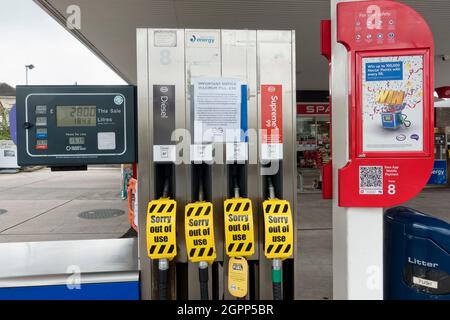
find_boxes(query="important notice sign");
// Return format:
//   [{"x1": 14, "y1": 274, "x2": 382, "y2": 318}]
[
  {"x1": 192, "y1": 77, "x2": 242, "y2": 144},
  {"x1": 146, "y1": 199, "x2": 177, "y2": 260},
  {"x1": 185, "y1": 202, "x2": 216, "y2": 263},
  {"x1": 263, "y1": 199, "x2": 293, "y2": 260},
  {"x1": 224, "y1": 198, "x2": 255, "y2": 257}
]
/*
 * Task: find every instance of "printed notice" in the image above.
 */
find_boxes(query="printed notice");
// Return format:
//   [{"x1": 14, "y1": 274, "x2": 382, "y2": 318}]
[{"x1": 192, "y1": 77, "x2": 242, "y2": 144}]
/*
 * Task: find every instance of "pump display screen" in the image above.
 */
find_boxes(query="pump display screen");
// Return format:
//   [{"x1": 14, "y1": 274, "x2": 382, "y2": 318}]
[
  {"x1": 69, "y1": 137, "x2": 86, "y2": 145},
  {"x1": 17, "y1": 85, "x2": 136, "y2": 166},
  {"x1": 56, "y1": 106, "x2": 97, "y2": 127}
]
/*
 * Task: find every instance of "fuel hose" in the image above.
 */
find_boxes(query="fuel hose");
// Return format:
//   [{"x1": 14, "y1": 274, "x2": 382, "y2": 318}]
[
  {"x1": 198, "y1": 171, "x2": 209, "y2": 300},
  {"x1": 268, "y1": 176, "x2": 283, "y2": 300},
  {"x1": 233, "y1": 167, "x2": 246, "y2": 300},
  {"x1": 158, "y1": 176, "x2": 170, "y2": 300}
]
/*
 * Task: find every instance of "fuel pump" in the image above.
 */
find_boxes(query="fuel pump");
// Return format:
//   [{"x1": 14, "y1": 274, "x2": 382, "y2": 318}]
[
  {"x1": 146, "y1": 173, "x2": 177, "y2": 300},
  {"x1": 184, "y1": 171, "x2": 216, "y2": 300},
  {"x1": 137, "y1": 28, "x2": 296, "y2": 300},
  {"x1": 224, "y1": 165, "x2": 255, "y2": 299},
  {"x1": 263, "y1": 176, "x2": 293, "y2": 300}
]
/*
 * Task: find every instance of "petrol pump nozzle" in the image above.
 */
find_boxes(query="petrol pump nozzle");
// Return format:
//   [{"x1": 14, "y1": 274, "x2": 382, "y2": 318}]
[
  {"x1": 267, "y1": 175, "x2": 283, "y2": 300},
  {"x1": 223, "y1": 164, "x2": 254, "y2": 299},
  {"x1": 197, "y1": 171, "x2": 209, "y2": 300},
  {"x1": 157, "y1": 176, "x2": 172, "y2": 300},
  {"x1": 231, "y1": 165, "x2": 240, "y2": 199},
  {"x1": 233, "y1": 176, "x2": 240, "y2": 199},
  {"x1": 184, "y1": 167, "x2": 216, "y2": 298},
  {"x1": 162, "y1": 176, "x2": 170, "y2": 199},
  {"x1": 267, "y1": 176, "x2": 276, "y2": 200},
  {"x1": 198, "y1": 171, "x2": 205, "y2": 202},
  {"x1": 146, "y1": 168, "x2": 177, "y2": 300},
  {"x1": 158, "y1": 258, "x2": 169, "y2": 300}
]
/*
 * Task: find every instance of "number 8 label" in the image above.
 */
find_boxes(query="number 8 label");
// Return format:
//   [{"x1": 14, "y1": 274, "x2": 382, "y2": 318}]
[
  {"x1": 160, "y1": 50, "x2": 171, "y2": 65},
  {"x1": 388, "y1": 184, "x2": 396, "y2": 195}
]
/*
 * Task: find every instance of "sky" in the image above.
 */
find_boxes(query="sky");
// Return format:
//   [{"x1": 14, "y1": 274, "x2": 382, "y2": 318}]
[{"x1": 0, "y1": 0, "x2": 125, "y2": 87}]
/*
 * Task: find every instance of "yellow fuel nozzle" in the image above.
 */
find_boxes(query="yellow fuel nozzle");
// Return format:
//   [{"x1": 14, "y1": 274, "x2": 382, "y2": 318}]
[
  {"x1": 146, "y1": 176, "x2": 177, "y2": 300},
  {"x1": 263, "y1": 198, "x2": 293, "y2": 260},
  {"x1": 184, "y1": 201, "x2": 216, "y2": 263},
  {"x1": 224, "y1": 168, "x2": 254, "y2": 299},
  {"x1": 224, "y1": 197, "x2": 255, "y2": 257},
  {"x1": 184, "y1": 171, "x2": 216, "y2": 300},
  {"x1": 146, "y1": 197, "x2": 177, "y2": 261},
  {"x1": 263, "y1": 176, "x2": 294, "y2": 301}
]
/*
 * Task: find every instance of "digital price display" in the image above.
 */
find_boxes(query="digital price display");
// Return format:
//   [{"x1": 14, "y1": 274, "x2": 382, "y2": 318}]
[
  {"x1": 56, "y1": 106, "x2": 97, "y2": 127},
  {"x1": 16, "y1": 85, "x2": 136, "y2": 166},
  {"x1": 69, "y1": 137, "x2": 86, "y2": 145}
]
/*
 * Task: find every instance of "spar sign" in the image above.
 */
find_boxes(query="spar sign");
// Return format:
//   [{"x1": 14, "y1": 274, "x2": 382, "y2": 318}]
[
  {"x1": 297, "y1": 103, "x2": 330, "y2": 116},
  {"x1": 261, "y1": 85, "x2": 283, "y2": 160}
]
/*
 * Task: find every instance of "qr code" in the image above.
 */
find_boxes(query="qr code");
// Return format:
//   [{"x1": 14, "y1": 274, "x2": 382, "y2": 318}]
[{"x1": 359, "y1": 166, "x2": 383, "y2": 194}]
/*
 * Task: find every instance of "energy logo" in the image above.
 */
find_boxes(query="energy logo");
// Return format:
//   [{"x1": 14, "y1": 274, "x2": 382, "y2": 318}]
[{"x1": 189, "y1": 34, "x2": 215, "y2": 45}]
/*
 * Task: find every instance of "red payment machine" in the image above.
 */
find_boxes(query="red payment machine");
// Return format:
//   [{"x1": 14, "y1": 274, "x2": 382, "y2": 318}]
[{"x1": 337, "y1": 0, "x2": 434, "y2": 207}]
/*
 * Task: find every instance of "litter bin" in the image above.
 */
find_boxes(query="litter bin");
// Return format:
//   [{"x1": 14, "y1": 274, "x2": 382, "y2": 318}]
[{"x1": 384, "y1": 206, "x2": 450, "y2": 300}]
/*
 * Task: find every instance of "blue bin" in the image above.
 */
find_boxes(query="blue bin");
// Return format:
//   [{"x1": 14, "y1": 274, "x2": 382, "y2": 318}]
[{"x1": 384, "y1": 206, "x2": 450, "y2": 299}]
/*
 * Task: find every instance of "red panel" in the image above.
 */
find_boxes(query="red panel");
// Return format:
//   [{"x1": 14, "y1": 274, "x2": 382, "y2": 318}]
[
  {"x1": 321, "y1": 20, "x2": 332, "y2": 62},
  {"x1": 261, "y1": 85, "x2": 283, "y2": 144},
  {"x1": 336, "y1": 0, "x2": 434, "y2": 207},
  {"x1": 322, "y1": 161, "x2": 333, "y2": 199},
  {"x1": 436, "y1": 87, "x2": 450, "y2": 99},
  {"x1": 132, "y1": 163, "x2": 138, "y2": 179},
  {"x1": 321, "y1": 20, "x2": 333, "y2": 199}
]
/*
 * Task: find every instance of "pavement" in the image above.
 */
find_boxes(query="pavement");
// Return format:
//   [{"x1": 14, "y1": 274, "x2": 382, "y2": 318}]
[
  {"x1": 1, "y1": 167, "x2": 450, "y2": 300},
  {"x1": 0, "y1": 167, "x2": 130, "y2": 242},
  {"x1": 296, "y1": 187, "x2": 450, "y2": 300}
]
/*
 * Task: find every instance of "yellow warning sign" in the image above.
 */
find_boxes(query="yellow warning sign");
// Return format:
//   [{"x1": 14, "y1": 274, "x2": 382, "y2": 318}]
[
  {"x1": 185, "y1": 201, "x2": 216, "y2": 263},
  {"x1": 228, "y1": 257, "x2": 248, "y2": 298},
  {"x1": 224, "y1": 198, "x2": 254, "y2": 257},
  {"x1": 146, "y1": 198, "x2": 177, "y2": 260},
  {"x1": 263, "y1": 199, "x2": 293, "y2": 260}
]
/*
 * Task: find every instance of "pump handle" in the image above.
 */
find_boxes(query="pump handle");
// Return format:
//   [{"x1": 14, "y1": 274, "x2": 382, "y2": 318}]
[
  {"x1": 198, "y1": 170, "x2": 205, "y2": 202},
  {"x1": 267, "y1": 176, "x2": 276, "y2": 200}
]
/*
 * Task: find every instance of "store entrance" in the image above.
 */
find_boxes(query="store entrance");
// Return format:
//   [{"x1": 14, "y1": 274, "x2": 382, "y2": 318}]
[{"x1": 296, "y1": 102, "x2": 330, "y2": 193}]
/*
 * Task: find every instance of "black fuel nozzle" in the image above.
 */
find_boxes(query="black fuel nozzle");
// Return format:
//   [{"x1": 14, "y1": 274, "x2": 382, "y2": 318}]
[{"x1": 198, "y1": 169, "x2": 205, "y2": 202}]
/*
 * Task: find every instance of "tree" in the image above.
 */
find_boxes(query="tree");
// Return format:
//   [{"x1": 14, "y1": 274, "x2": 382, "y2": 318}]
[{"x1": 0, "y1": 100, "x2": 12, "y2": 141}]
